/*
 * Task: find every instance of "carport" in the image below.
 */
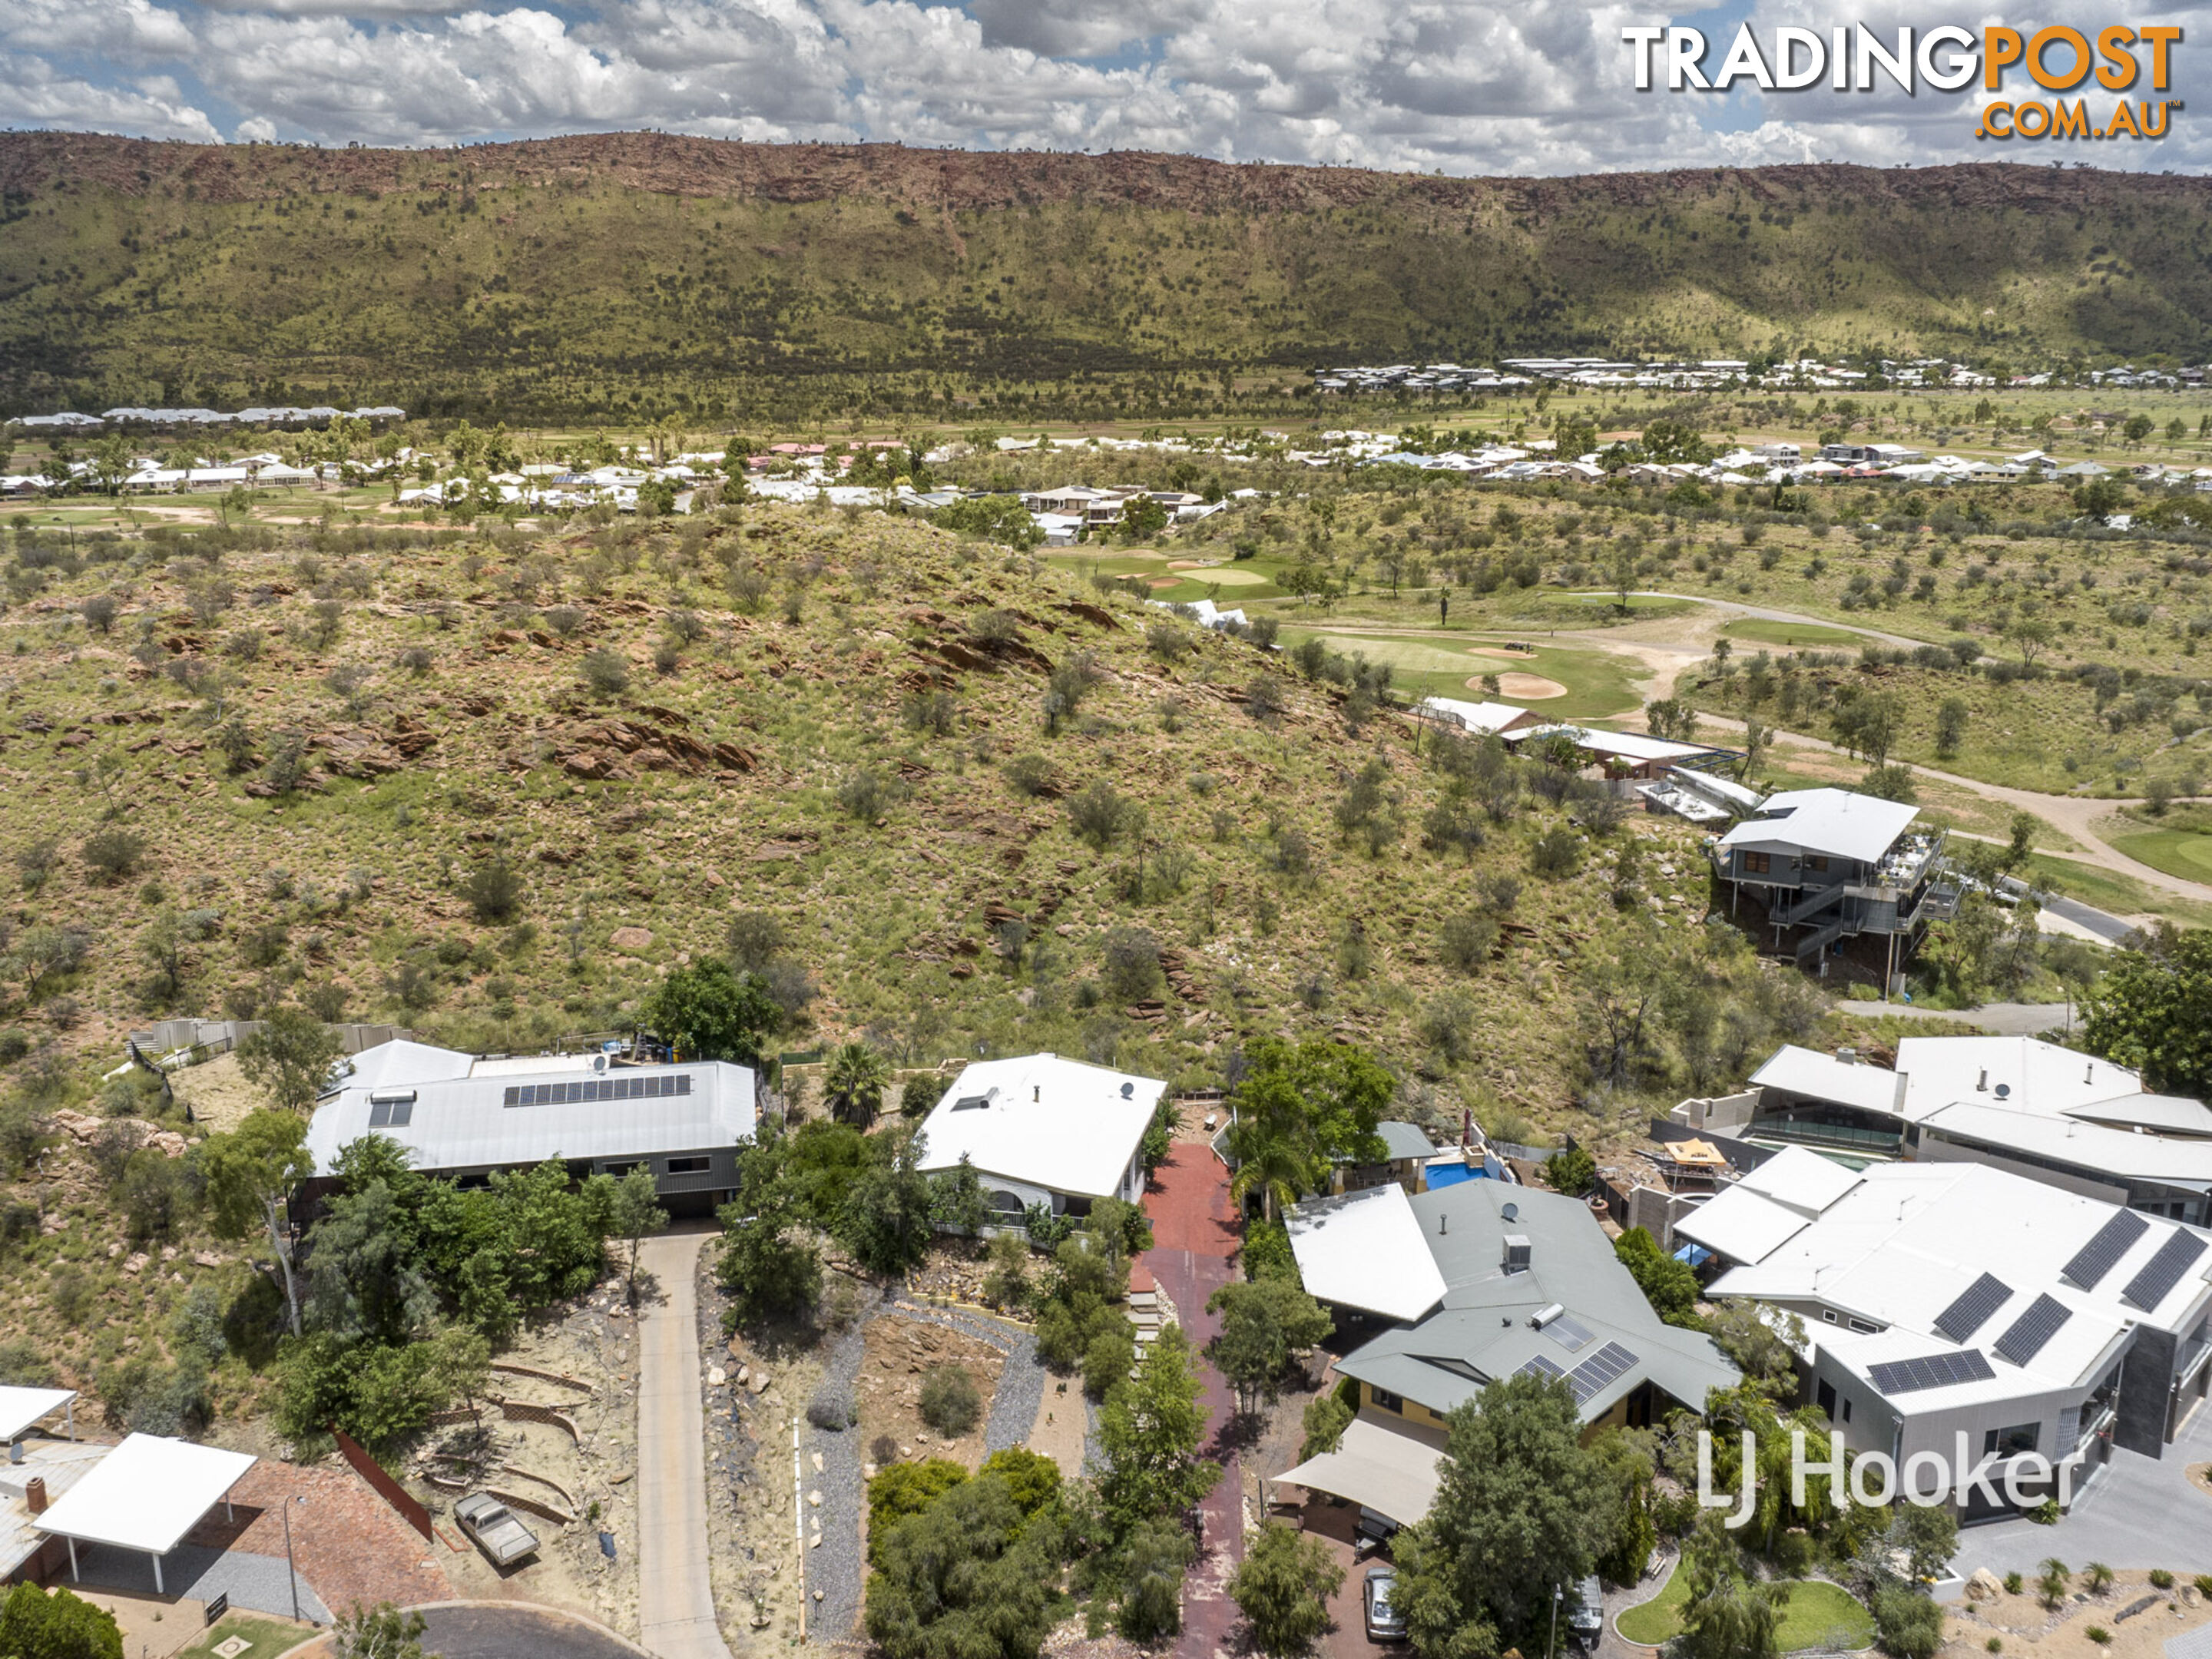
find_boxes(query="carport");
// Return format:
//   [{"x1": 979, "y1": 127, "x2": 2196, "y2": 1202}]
[
  {"x1": 1270, "y1": 1414, "x2": 1446, "y2": 1528},
  {"x1": 35, "y1": 1433, "x2": 257, "y2": 1594},
  {"x1": 0, "y1": 1386, "x2": 76, "y2": 1445}
]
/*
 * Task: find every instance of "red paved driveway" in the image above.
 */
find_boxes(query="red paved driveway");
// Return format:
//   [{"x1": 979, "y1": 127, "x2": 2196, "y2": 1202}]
[{"x1": 1142, "y1": 1142, "x2": 1244, "y2": 1659}]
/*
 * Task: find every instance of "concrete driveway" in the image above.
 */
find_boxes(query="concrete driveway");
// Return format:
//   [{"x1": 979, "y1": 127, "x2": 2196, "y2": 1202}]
[
  {"x1": 1945, "y1": 1406, "x2": 2212, "y2": 1590},
  {"x1": 634, "y1": 1230, "x2": 733, "y2": 1659}
]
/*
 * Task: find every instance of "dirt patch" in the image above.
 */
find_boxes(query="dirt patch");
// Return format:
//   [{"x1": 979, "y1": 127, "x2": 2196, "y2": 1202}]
[
  {"x1": 855, "y1": 1313, "x2": 1005, "y2": 1473},
  {"x1": 397, "y1": 1283, "x2": 644, "y2": 1638},
  {"x1": 1947, "y1": 1572, "x2": 2212, "y2": 1659},
  {"x1": 1026, "y1": 1377, "x2": 1088, "y2": 1478},
  {"x1": 2190, "y1": 1460, "x2": 2212, "y2": 1498},
  {"x1": 169, "y1": 1052, "x2": 267, "y2": 1133}
]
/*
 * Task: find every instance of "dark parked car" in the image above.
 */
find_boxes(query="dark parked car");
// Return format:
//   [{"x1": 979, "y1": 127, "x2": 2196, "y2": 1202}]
[{"x1": 1365, "y1": 1566, "x2": 1406, "y2": 1642}]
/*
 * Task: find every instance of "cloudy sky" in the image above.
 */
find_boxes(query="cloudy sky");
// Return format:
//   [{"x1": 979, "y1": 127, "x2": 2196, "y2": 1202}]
[{"x1": 1, "y1": 0, "x2": 2205, "y2": 174}]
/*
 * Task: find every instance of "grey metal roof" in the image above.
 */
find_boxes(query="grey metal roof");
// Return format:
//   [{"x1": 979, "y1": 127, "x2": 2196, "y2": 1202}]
[
  {"x1": 1333, "y1": 1181, "x2": 1739, "y2": 1422},
  {"x1": 306, "y1": 1058, "x2": 757, "y2": 1175},
  {"x1": 1375, "y1": 1121, "x2": 1439, "y2": 1161}
]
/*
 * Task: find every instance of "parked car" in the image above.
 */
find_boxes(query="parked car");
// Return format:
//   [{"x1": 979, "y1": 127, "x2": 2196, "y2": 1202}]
[
  {"x1": 1568, "y1": 1575, "x2": 1604, "y2": 1648},
  {"x1": 454, "y1": 1493, "x2": 540, "y2": 1568},
  {"x1": 1365, "y1": 1566, "x2": 1407, "y2": 1642}
]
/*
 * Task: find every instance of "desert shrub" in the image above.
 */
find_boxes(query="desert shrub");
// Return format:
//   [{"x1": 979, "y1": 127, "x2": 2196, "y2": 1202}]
[
  {"x1": 1528, "y1": 826, "x2": 1583, "y2": 878},
  {"x1": 918, "y1": 1365, "x2": 982, "y2": 1436},
  {"x1": 579, "y1": 647, "x2": 631, "y2": 696},
  {"x1": 81, "y1": 828, "x2": 147, "y2": 884},
  {"x1": 838, "y1": 769, "x2": 906, "y2": 821},
  {"x1": 806, "y1": 1391, "x2": 858, "y2": 1432},
  {"x1": 1005, "y1": 753, "x2": 1056, "y2": 797},
  {"x1": 1439, "y1": 911, "x2": 1499, "y2": 972}
]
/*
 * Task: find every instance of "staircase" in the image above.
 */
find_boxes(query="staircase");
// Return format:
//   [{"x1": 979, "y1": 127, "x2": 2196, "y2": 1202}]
[
  {"x1": 1793, "y1": 916, "x2": 1852, "y2": 964},
  {"x1": 1776, "y1": 883, "x2": 1847, "y2": 928}
]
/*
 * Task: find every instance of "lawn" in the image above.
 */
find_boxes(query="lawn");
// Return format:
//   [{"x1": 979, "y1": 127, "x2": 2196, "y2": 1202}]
[
  {"x1": 2021, "y1": 852, "x2": 2212, "y2": 928},
  {"x1": 1048, "y1": 549, "x2": 1288, "y2": 601},
  {"x1": 2106, "y1": 826, "x2": 2212, "y2": 886},
  {"x1": 1282, "y1": 628, "x2": 1650, "y2": 720},
  {"x1": 1614, "y1": 1568, "x2": 1873, "y2": 1652},
  {"x1": 172, "y1": 1614, "x2": 316, "y2": 1659},
  {"x1": 1720, "y1": 618, "x2": 1866, "y2": 649}
]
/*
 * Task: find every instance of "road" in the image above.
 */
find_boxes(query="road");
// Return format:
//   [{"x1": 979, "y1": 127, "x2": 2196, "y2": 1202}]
[
  {"x1": 634, "y1": 1230, "x2": 733, "y2": 1659},
  {"x1": 417, "y1": 1604, "x2": 650, "y2": 1659},
  {"x1": 1837, "y1": 999, "x2": 2083, "y2": 1035}
]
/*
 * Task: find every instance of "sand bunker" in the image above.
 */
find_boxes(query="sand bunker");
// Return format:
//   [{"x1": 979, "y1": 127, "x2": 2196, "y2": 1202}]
[{"x1": 1469, "y1": 672, "x2": 1568, "y2": 699}]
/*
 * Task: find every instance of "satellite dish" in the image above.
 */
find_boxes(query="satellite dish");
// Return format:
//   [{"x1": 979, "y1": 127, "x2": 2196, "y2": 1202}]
[{"x1": 1502, "y1": 1202, "x2": 1519, "y2": 1223}]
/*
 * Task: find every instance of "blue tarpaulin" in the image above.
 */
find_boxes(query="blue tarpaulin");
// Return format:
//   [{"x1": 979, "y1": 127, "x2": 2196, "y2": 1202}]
[{"x1": 1674, "y1": 1242, "x2": 1713, "y2": 1267}]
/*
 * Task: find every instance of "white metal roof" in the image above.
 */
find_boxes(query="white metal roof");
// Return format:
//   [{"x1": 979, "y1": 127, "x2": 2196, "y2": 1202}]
[
  {"x1": 1918, "y1": 1099, "x2": 2212, "y2": 1187},
  {"x1": 1285, "y1": 1185, "x2": 1449, "y2": 1323},
  {"x1": 306, "y1": 1058, "x2": 756, "y2": 1175},
  {"x1": 914, "y1": 1053, "x2": 1161, "y2": 1199},
  {"x1": 1517, "y1": 724, "x2": 1712, "y2": 763},
  {"x1": 0, "y1": 1388, "x2": 75, "y2": 1442},
  {"x1": 1699, "y1": 1160, "x2": 2212, "y2": 1406},
  {"x1": 1674, "y1": 1181, "x2": 1813, "y2": 1265},
  {"x1": 36, "y1": 1434, "x2": 256, "y2": 1555},
  {"x1": 1417, "y1": 697, "x2": 1535, "y2": 736},
  {"x1": 1735, "y1": 1144, "x2": 1868, "y2": 1215},
  {"x1": 1751, "y1": 1047, "x2": 1903, "y2": 1119},
  {"x1": 1718, "y1": 787, "x2": 1920, "y2": 864},
  {"x1": 328, "y1": 1038, "x2": 475, "y2": 1096}
]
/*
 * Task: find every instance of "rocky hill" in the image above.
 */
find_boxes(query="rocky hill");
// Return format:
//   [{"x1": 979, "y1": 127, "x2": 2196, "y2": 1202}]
[{"x1": 4, "y1": 132, "x2": 2210, "y2": 419}]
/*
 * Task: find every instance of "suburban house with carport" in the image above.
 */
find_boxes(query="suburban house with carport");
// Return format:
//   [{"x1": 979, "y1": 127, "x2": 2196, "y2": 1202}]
[
  {"x1": 306, "y1": 1039, "x2": 758, "y2": 1216},
  {"x1": 31, "y1": 1434, "x2": 257, "y2": 1594},
  {"x1": 1677, "y1": 1147, "x2": 2212, "y2": 1515},
  {"x1": 914, "y1": 1053, "x2": 1163, "y2": 1220},
  {"x1": 1270, "y1": 1180, "x2": 1739, "y2": 1532}
]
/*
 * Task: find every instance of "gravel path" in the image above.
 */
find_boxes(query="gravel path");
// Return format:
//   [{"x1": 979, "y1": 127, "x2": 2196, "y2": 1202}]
[{"x1": 802, "y1": 1310, "x2": 876, "y2": 1641}]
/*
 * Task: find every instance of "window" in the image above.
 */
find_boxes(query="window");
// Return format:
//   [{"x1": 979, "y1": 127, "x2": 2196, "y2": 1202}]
[
  {"x1": 1816, "y1": 1380, "x2": 1837, "y2": 1419},
  {"x1": 367, "y1": 1099, "x2": 413, "y2": 1128},
  {"x1": 601, "y1": 1162, "x2": 641, "y2": 1177},
  {"x1": 1371, "y1": 1387, "x2": 1403, "y2": 1412},
  {"x1": 1842, "y1": 1397, "x2": 1853, "y2": 1423},
  {"x1": 1982, "y1": 1422, "x2": 2041, "y2": 1458},
  {"x1": 1822, "y1": 1310, "x2": 1839, "y2": 1325},
  {"x1": 1741, "y1": 852, "x2": 1772, "y2": 875},
  {"x1": 1847, "y1": 1318, "x2": 1878, "y2": 1334},
  {"x1": 665, "y1": 1156, "x2": 710, "y2": 1174},
  {"x1": 1806, "y1": 856, "x2": 1830, "y2": 873}
]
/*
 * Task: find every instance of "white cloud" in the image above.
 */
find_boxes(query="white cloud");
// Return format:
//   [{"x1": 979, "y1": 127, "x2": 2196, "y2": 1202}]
[{"x1": 2, "y1": 0, "x2": 2206, "y2": 171}]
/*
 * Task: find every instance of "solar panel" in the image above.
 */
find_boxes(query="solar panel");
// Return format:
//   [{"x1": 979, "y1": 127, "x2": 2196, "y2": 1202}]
[
  {"x1": 1993, "y1": 1294, "x2": 2073, "y2": 1366},
  {"x1": 504, "y1": 1073, "x2": 694, "y2": 1108},
  {"x1": 1543, "y1": 1313, "x2": 1596, "y2": 1353},
  {"x1": 1866, "y1": 1349, "x2": 1997, "y2": 1396},
  {"x1": 1518, "y1": 1355, "x2": 1566, "y2": 1382},
  {"x1": 1933, "y1": 1273, "x2": 2012, "y2": 1343},
  {"x1": 2063, "y1": 1210, "x2": 2151, "y2": 1290},
  {"x1": 1565, "y1": 1342, "x2": 1638, "y2": 1404},
  {"x1": 2121, "y1": 1228, "x2": 2210, "y2": 1311}
]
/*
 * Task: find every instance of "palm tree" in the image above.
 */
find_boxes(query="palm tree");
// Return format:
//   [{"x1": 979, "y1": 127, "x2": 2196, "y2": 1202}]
[
  {"x1": 824, "y1": 1041, "x2": 892, "y2": 1129},
  {"x1": 1226, "y1": 1122, "x2": 1310, "y2": 1223}
]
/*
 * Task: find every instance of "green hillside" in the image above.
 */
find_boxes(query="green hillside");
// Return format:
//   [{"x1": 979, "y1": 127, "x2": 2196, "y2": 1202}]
[{"x1": 5, "y1": 133, "x2": 2212, "y2": 421}]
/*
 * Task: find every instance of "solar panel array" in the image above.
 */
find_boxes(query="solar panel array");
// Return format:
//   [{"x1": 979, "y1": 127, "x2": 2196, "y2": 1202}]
[
  {"x1": 2063, "y1": 1210, "x2": 2151, "y2": 1290},
  {"x1": 1543, "y1": 1313, "x2": 1597, "y2": 1353},
  {"x1": 1518, "y1": 1354, "x2": 1566, "y2": 1382},
  {"x1": 1933, "y1": 1273, "x2": 2013, "y2": 1343},
  {"x1": 366, "y1": 1098, "x2": 414, "y2": 1128},
  {"x1": 2122, "y1": 1228, "x2": 2210, "y2": 1311},
  {"x1": 1993, "y1": 1293, "x2": 2073, "y2": 1366},
  {"x1": 1519, "y1": 1342, "x2": 1639, "y2": 1405},
  {"x1": 1866, "y1": 1349, "x2": 1996, "y2": 1396},
  {"x1": 504, "y1": 1073, "x2": 694, "y2": 1108}
]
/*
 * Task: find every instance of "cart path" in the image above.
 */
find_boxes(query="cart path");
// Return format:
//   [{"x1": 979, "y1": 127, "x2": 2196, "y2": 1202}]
[{"x1": 634, "y1": 1229, "x2": 734, "y2": 1659}]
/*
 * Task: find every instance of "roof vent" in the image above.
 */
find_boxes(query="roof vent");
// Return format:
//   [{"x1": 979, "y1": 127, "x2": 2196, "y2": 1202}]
[
  {"x1": 1994, "y1": 1083, "x2": 2012, "y2": 1100},
  {"x1": 1835, "y1": 1048, "x2": 1858, "y2": 1065},
  {"x1": 1977, "y1": 1068, "x2": 1988, "y2": 1091},
  {"x1": 1502, "y1": 1234, "x2": 1532, "y2": 1274},
  {"x1": 2085, "y1": 1063, "x2": 2095, "y2": 1085}
]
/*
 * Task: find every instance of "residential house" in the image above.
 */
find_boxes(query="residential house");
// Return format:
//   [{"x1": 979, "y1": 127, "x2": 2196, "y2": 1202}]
[
  {"x1": 914, "y1": 1053, "x2": 1163, "y2": 1219},
  {"x1": 1678, "y1": 1147, "x2": 2212, "y2": 1511},
  {"x1": 1710, "y1": 787, "x2": 1955, "y2": 982},
  {"x1": 1508, "y1": 723, "x2": 1724, "y2": 781},
  {"x1": 1333, "y1": 1121, "x2": 1438, "y2": 1194},
  {"x1": 1415, "y1": 697, "x2": 1541, "y2": 738},
  {"x1": 1272, "y1": 1181, "x2": 1740, "y2": 1528},
  {"x1": 1699, "y1": 1036, "x2": 2212, "y2": 1224},
  {"x1": 305, "y1": 1039, "x2": 757, "y2": 1216}
]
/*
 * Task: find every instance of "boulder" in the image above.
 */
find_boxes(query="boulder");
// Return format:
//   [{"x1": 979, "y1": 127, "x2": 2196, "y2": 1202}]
[
  {"x1": 1966, "y1": 1570, "x2": 2005, "y2": 1604},
  {"x1": 610, "y1": 926, "x2": 653, "y2": 952}
]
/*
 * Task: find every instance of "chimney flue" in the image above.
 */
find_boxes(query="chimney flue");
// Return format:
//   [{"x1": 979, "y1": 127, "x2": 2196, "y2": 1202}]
[
  {"x1": 1977, "y1": 1068, "x2": 1988, "y2": 1091},
  {"x1": 25, "y1": 1477, "x2": 46, "y2": 1515}
]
